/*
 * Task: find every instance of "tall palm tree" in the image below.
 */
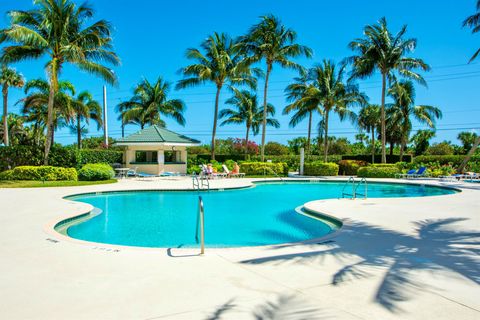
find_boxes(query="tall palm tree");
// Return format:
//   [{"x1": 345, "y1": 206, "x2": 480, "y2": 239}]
[
  {"x1": 463, "y1": 0, "x2": 480, "y2": 62},
  {"x1": 387, "y1": 80, "x2": 442, "y2": 161},
  {"x1": 283, "y1": 71, "x2": 322, "y2": 155},
  {"x1": 176, "y1": 33, "x2": 257, "y2": 160},
  {"x1": 358, "y1": 104, "x2": 381, "y2": 163},
  {"x1": 219, "y1": 88, "x2": 279, "y2": 156},
  {"x1": 347, "y1": 17, "x2": 429, "y2": 163},
  {"x1": 70, "y1": 91, "x2": 102, "y2": 149},
  {"x1": 119, "y1": 77, "x2": 185, "y2": 130},
  {"x1": 0, "y1": 0, "x2": 119, "y2": 164},
  {"x1": 20, "y1": 79, "x2": 75, "y2": 145},
  {"x1": 238, "y1": 15, "x2": 312, "y2": 161},
  {"x1": 0, "y1": 65, "x2": 24, "y2": 146},
  {"x1": 309, "y1": 60, "x2": 367, "y2": 161}
]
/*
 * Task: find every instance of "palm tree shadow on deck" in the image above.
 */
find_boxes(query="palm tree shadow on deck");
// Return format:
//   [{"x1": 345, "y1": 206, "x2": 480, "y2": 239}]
[{"x1": 242, "y1": 217, "x2": 480, "y2": 313}]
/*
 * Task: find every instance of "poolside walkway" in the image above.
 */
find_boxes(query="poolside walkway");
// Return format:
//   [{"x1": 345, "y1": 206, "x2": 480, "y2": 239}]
[{"x1": 0, "y1": 177, "x2": 478, "y2": 319}]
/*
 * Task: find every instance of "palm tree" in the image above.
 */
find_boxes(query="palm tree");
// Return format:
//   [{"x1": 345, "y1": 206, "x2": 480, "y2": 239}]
[
  {"x1": 411, "y1": 129, "x2": 435, "y2": 156},
  {"x1": 20, "y1": 79, "x2": 75, "y2": 145},
  {"x1": 387, "y1": 80, "x2": 442, "y2": 161},
  {"x1": 463, "y1": 0, "x2": 480, "y2": 62},
  {"x1": 283, "y1": 71, "x2": 322, "y2": 155},
  {"x1": 70, "y1": 91, "x2": 102, "y2": 149},
  {"x1": 347, "y1": 17, "x2": 429, "y2": 163},
  {"x1": 358, "y1": 104, "x2": 381, "y2": 163},
  {"x1": 238, "y1": 15, "x2": 312, "y2": 161},
  {"x1": 0, "y1": 113, "x2": 28, "y2": 146},
  {"x1": 309, "y1": 60, "x2": 366, "y2": 161},
  {"x1": 119, "y1": 77, "x2": 185, "y2": 130},
  {"x1": 0, "y1": 0, "x2": 119, "y2": 164},
  {"x1": 219, "y1": 88, "x2": 279, "y2": 156},
  {"x1": 176, "y1": 33, "x2": 257, "y2": 160},
  {"x1": 0, "y1": 65, "x2": 25, "y2": 146}
]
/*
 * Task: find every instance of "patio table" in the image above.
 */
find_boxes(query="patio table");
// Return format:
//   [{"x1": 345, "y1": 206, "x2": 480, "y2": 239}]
[{"x1": 115, "y1": 168, "x2": 130, "y2": 179}]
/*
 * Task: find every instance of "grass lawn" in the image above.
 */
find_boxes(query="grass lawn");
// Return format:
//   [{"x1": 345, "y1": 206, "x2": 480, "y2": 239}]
[{"x1": 0, "y1": 179, "x2": 117, "y2": 188}]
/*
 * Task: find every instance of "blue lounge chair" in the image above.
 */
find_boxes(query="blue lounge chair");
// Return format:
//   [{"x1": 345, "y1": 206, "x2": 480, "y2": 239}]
[
  {"x1": 408, "y1": 167, "x2": 428, "y2": 179},
  {"x1": 396, "y1": 169, "x2": 416, "y2": 179}
]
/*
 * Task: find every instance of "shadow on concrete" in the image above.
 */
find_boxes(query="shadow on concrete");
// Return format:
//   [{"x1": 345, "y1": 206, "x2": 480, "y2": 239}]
[{"x1": 241, "y1": 218, "x2": 480, "y2": 313}]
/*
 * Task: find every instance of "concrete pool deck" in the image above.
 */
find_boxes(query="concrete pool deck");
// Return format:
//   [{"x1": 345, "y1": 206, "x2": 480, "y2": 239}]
[{"x1": 0, "y1": 177, "x2": 478, "y2": 319}]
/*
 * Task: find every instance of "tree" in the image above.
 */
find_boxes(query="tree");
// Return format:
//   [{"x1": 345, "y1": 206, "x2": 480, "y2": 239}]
[
  {"x1": 347, "y1": 17, "x2": 429, "y2": 163},
  {"x1": 238, "y1": 15, "x2": 312, "y2": 161},
  {"x1": 284, "y1": 70, "x2": 322, "y2": 155},
  {"x1": 0, "y1": 65, "x2": 24, "y2": 146},
  {"x1": 411, "y1": 130, "x2": 435, "y2": 156},
  {"x1": 309, "y1": 60, "x2": 366, "y2": 161},
  {"x1": 20, "y1": 79, "x2": 75, "y2": 145},
  {"x1": 358, "y1": 104, "x2": 380, "y2": 163},
  {"x1": 426, "y1": 141, "x2": 454, "y2": 155},
  {"x1": 1, "y1": 0, "x2": 119, "y2": 163},
  {"x1": 219, "y1": 88, "x2": 279, "y2": 156},
  {"x1": 176, "y1": 33, "x2": 257, "y2": 160},
  {"x1": 70, "y1": 91, "x2": 102, "y2": 149},
  {"x1": 264, "y1": 141, "x2": 289, "y2": 155},
  {"x1": 387, "y1": 80, "x2": 442, "y2": 161},
  {"x1": 119, "y1": 77, "x2": 185, "y2": 130},
  {"x1": 463, "y1": 0, "x2": 480, "y2": 62},
  {"x1": 287, "y1": 137, "x2": 308, "y2": 155},
  {"x1": 0, "y1": 113, "x2": 29, "y2": 146},
  {"x1": 457, "y1": 131, "x2": 478, "y2": 153}
]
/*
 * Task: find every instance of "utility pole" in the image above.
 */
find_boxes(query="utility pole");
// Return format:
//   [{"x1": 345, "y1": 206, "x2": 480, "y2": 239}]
[{"x1": 103, "y1": 85, "x2": 108, "y2": 148}]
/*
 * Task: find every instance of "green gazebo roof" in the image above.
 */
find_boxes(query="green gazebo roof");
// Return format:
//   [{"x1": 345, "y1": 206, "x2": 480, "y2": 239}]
[{"x1": 116, "y1": 125, "x2": 200, "y2": 145}]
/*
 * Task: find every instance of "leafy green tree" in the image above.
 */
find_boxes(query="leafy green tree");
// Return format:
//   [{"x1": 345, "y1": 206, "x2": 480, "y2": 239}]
[
  {"x1": 457, "y1": 131, "x2": 478, "y2": 154},
  {"x1": 463, "y1": 0, "x2": 480, "y2": 62},
  {"x1": 309, "y1": 60, "x2": 366, "y2": 161},
  {"x1": 288, "y1": 137, "x2": 308, "y2": 155},
  {"x1": 387, "y1": 80, "x2": 442, "y2": 161},
  {"x1": 219, "y1": 88, "x2": 279, "y2": 156},
  {"x1": 238, "y1": 15, "x2": 312, "y2": 161},
  {"x1": 176, "y1": 33, "x2": 257, "y2": 160},
  {"x1": 426, "y1": 141, "x2": 454, "y2": 155},
  {"x1": 284, "y1": 70, "x2": 322, "y2": 155},
  {"x1": 358, "y1": 104, "x2": 380, "y2": 163},
  {"x1": 347, "y1": 17, "x2": 429, "y2": 163},
  {"x1": 0, "y1": 113, "x2": 29, "y2": 145},
  {"x1": 264, "y1": 142, "x2": 290, "y2": 155},
  {"x1": 411, "y1": 130, "x2": 435, "y2": 155},
  {"x1": 0, "y1": 0, "x2": 119, "y2": 163},
  {"x1": 119, "y1": 77, "x2": 185, "y2": 130},
  {"x1": 0, "y1": 66, "x2": 24, "y2": 146},
  {"x1": 70, "y1": 91, "x2": 102, "y2": 149}
]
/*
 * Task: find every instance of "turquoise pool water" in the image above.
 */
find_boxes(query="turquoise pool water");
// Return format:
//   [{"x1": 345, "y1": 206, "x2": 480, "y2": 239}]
[{"x1": 64, "y1": 182, "x2": 455, "y2": 248}]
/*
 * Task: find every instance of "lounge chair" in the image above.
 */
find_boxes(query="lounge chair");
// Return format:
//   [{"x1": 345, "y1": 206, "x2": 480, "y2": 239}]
[
  {"x1": 222, "y1": 164, "x2": 245, "y2": 178},
  {"x1": 200, "y1": 164, "x2": 226, "y2": 179},
  {"x1": 408, "y1": 167, "x2": 428, "y2": 179},
  {"x1": 396, "y1": 169, "x2": 416, "y2": 179},
  {"x1": 136, "y1": 172, "x2": 159, "y2": 180},
  {"x1": 127, "y1": 166, "x2": 138, "y2": 177}
]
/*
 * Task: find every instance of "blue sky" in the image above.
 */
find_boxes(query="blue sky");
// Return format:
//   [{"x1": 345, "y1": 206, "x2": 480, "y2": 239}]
[{"x1": 1, "y1": 0, "x2": 480, "y2": 146}]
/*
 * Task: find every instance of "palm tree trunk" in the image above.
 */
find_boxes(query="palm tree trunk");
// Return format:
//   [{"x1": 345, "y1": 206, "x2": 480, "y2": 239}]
[
  {"x1": 457, "y1": 136, "x2": 480, "y2": 173},
  {"x1": 306, "y1": 111, "x2": 312, "y2": 156},
  {"x1": 371, "y1": 127, "x2": 375, "y2": 164},
  {"x1": 121, "y1": 119, "x2": 125, "y2": 138},
  {"x1": 399, "y1": 122, "x2": 408, "y2": 162},
  {"x1": 2, "y1": 84, "x2": 9, "y2": 146},
  {"x1": 324, "y1": 110, "x2": 329, "y2": 162},
  {"x1": 211, "y1": 85, "x2": 222, "y2": 161},
  {"x1": 389, "y1": 142, "x2": 394, "y2": 156},
  {"x1": 245, "y1": 125, "x2": 250, "y2": 159},
  {"x1": 44, "y1": 67, "x2": 58, "y2": 165},
  {"x1": 77, "y1": 116, "x2": 82, "y2": 149},
  {"x1": 260, "y1": 63, "x2": 272, "y2": 162},
  {"x1": 380, "y1": 73, "x2": 387, "y2": 163}
]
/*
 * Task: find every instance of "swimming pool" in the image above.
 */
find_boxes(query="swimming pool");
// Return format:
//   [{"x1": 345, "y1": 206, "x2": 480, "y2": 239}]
[{"x1": 61, "y1": 181, "x2": 456, "y2": 248}]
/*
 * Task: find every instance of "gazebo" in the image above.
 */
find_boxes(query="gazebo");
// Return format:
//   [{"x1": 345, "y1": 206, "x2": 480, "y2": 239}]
[{"x1": 115, "y1": 125, "x2": 200, "y2": 175}]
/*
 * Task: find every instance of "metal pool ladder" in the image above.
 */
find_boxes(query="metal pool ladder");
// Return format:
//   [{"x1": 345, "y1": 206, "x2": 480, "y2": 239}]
[
  {"x1": 192, "y1": 172, "x2": 210, "y2": 191},
  {"x1": 342, "y1": 177, "x2": 368, "y2": 199},
  {"x1": 195, "y1": 196, "x2": 205, "y2": 254}
]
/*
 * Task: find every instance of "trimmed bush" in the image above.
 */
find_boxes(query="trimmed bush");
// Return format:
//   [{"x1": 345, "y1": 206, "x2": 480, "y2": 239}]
[
  {"x1": 413, "y1": 155, "x2": 480, "y2": 166},
  {"x1": 338, "y1": 160, "x2": 368, "y2": 175},
  {"x1": 0, "y1": 166, "x2": 77, "y2": 181},
  {"x1": 303, "y1": 161, "x2": 339, "y2": 176},
  {"x1": 239, "y1": 162, "x2": 288, "y2": 176},
  {"x1": 357, "y1": 164, "x2": 400, "y2": 178},
  {"x1": 78, "y1": 163, "x2": 115, "y2": 181},
  {"x1": 342, "y1": 154, "x2": 412, "y2": 163}
]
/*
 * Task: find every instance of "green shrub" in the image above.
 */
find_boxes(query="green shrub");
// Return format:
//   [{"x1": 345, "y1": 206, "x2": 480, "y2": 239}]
[
  {"x1": 342, "y1": 154, "x2": 412, "y2": 163},
  {"x1": 239, "y1": 162, "x2": 288, "y2": 176},
  {"x1": 0, "y1": 166, "x2": 77, "y2": 181},
  {"x1": 357, "y1": 164, "x2": 400, "y2": 178},
  {"x1": 264, "y1": 142, "x2": 290, "y2": 155},
  {"x1": 338, "y1": 160, "x2": 368, "y2": 175},
  {"x1": 413, "y1": 155, "x2": 480, "y2": 166},
  {"x1": 78, "y1": 163, "x2": 115, "y2": 181},
  {"x1": 303, "y1": 161, "x2": 339, "y2": 176}
]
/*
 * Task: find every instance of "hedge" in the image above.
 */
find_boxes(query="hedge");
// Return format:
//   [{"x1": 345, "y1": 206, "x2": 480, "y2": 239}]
[
  {"x1": 357, "y1": 164, "x2": 400, "y2": 178},
  {"x1": 303, "y1": 161, "x2": 339, "y2": 176},
  {"x1": 413, "y1": 155, "x2": 480, "y2": 166},
  {"x1": 338, "y1": 160, "x2": 368, "y2": 175},
  {"x1": 239, "y1": 162, "x2": 288, "y2": 176},
  {"x1": 0, "y1": 166, "x2": 77, "y2": 181},
  {"x1": 342, "y1": 154, "x2": 412, "y2": 163},
  {"x1": 78, "y1": 163, "x2": 115, "y2": 181},
  {"x1": 0, "y1": 145, "x2": 123, "y2": 171}
]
